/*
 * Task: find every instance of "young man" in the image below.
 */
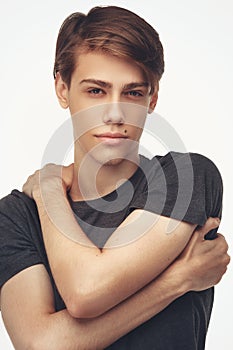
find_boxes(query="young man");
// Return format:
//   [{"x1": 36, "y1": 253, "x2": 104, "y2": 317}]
[{"x1": 0, "y1": 6, "x2": 230, "y2": 350}]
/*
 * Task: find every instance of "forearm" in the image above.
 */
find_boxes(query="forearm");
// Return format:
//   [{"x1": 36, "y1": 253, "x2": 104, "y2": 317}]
[
  {"x1": 33, "y1": 265, "x2": 188, "y2": 350},
  {"x1": 33, "y1": 180, "x2": 194, "y2": 317},
  {"x1": 34, "y1": 181, "x2": 104, "y2": 315}
]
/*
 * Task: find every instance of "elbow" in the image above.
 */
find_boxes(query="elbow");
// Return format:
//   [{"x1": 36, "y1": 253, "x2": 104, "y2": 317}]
[
  {"x1": 67, "y1": 303, "x2": 90, "y2": 319},
  {"x1": 66, "y1": 288, "x2": 107, "y2": 319},
  {"x1": 66, "y1": 296, "x2": 100, "y2": 319},
  {"x1": 63, "y1": 267, "x2": 112, "y2": 318}
]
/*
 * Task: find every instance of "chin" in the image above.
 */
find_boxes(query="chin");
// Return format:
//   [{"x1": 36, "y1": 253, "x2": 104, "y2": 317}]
[
  {"x1": 84, "y1": 142, "x2": 139, "y2": 167},
  {"x1": 90, "y1": 153, "x2": 125, "y2": 166},
  {"x1": 103, "y1": 158, "x2": 125, "y2": 166}
]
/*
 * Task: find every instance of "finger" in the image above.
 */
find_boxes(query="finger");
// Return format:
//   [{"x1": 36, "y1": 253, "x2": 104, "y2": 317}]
[
  {"x1": 197, "y1": 217, "x2": 220, "y2": 239},
  {"x1": 215, "y1": 233, "x2": 226, "y2": 239},
  {"x1": 215, "y1": 233, "x2": 229, "y2": 252}
]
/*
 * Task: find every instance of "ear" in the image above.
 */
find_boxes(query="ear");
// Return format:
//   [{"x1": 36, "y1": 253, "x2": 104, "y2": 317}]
[
  {"x1": 55, "y1": 72, "x2": 69, "y2": 109},
  {"x1": 148, "y1": 83, "x2": 159, "y2": 114}
]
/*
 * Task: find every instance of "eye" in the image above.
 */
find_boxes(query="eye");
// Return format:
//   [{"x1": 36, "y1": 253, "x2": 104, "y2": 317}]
[
  {"x1": 125, "y1": 90, "x2": 144, "y2": 97},
  {"x1": 88, "y1": 88, "x2": 105, "y2": 95}
]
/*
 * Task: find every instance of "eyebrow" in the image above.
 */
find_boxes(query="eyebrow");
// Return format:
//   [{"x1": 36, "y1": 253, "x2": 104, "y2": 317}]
[{"x1": 79, "y1": 79, "x2": 149, "y2": 90}]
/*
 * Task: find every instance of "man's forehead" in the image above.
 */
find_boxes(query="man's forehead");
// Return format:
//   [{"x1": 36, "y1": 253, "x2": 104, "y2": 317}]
[{"x1": 72, "y1": 51, "x2": 157, "y2": 92}]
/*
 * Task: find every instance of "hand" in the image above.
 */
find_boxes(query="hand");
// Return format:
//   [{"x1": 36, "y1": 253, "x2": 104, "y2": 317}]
[
  {"x1": 173, "y1": 217, "x2": 230, "y2": 292},
  {"x1": 22, "y1": 163, "x2": 74, "y2": 198}
]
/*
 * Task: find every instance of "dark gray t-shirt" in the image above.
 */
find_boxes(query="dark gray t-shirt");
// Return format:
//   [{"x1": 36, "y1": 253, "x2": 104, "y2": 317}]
[{"x1": 0, "y1": 152, "x2": 223, "y2": 349}]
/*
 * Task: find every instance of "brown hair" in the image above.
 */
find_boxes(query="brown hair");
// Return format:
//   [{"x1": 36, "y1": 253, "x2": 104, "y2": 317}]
[{"x1": 53, "y1": 6, "x2": 164, "y2": 94}]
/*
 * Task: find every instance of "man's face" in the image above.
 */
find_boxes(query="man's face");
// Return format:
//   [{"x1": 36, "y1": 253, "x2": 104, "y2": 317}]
[{"x1": 55, "y1": 52, "x2": 158, "y2": 165}]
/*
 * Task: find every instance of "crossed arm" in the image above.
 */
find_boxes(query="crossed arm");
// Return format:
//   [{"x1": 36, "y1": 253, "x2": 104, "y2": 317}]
[
  {"x1": 27, "y1": 172, "x2": 197, "y2": 318},
  {"x1": 0, "y1": 165, "x2": 230, "y2": 349},
  {"x1": 1, "y1": 221, "x2": 229, "y2": 350}
]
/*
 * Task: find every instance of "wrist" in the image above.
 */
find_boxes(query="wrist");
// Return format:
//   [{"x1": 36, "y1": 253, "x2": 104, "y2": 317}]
[{"x1": 165, "y1": 260, "x2": 192, "y2": 296}]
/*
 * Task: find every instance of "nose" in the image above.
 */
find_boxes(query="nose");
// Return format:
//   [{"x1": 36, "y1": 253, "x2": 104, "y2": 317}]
[{"x1": 102, "y1": 102, "x2": 125, "y2": 124}]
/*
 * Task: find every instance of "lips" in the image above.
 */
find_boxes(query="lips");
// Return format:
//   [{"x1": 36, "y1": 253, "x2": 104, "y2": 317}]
[
  {"x1": 95, "y1": 132, "x2": 128, "y2": 145},
  {"x1": 95, "y1": 132, "x2": 127, "y2": 138}
]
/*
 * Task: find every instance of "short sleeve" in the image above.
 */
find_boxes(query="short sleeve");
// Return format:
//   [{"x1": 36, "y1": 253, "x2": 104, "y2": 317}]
[
  {"x1": 0, "y1": 191, "x2": 43, "y2": 288},
  {"x1": 130, "y1": 152, "x2": 223, "y2": 229}
]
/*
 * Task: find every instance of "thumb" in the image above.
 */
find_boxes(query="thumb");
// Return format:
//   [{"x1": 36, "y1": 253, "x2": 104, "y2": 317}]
[{"x1": 197, "y1": 217, "x2": 220, "y2": 239}]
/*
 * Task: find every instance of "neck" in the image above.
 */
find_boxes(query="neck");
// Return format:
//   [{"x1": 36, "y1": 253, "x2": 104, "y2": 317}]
[{"x1": 69, "y1": 153, "x2": 139, "y2": 201}]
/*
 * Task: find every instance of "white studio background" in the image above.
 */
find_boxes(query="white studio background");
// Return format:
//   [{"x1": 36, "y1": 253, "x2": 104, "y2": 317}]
[{"x1": 0, "y1": 0, "x2": 232, "y2": 349}]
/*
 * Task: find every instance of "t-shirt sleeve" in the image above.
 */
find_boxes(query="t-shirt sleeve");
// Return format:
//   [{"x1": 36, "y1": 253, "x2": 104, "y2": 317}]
[
  {"x1": 130, "y1": 152, "x2": 223, "y2": 230},
  {"x1": 0, "y1": 191, "x2": 43, "y2": 288}
]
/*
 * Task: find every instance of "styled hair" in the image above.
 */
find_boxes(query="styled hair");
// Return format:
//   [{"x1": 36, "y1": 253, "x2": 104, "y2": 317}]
[{"x1": 53, "y1": 6, "x2": 164, "y2": 93}]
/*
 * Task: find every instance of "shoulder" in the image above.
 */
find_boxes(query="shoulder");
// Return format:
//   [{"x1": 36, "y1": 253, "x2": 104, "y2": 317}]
[
  {"x1": 143, "y1": 152, "x2": 223, "y2": 200},
  {"x1": 188, "y1": 152, "x2": 222, "y2": 178},
  {"x1": 152, "y1": 151, "x2": 219, "y2": 167},
  {"x1": 0, "y1": 189, "x2": 36, "y2": 209},
  {"x1": 0, "y1": 190, "x2": 37, "y2": 228},
  {"x1": 150, "y1": 151, "x2": 222, "y2": 179}
]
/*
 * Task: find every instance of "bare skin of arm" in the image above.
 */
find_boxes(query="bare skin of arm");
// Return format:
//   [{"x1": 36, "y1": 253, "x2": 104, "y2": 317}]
[
  {"x1": 0, "y1": 219, "x2": 230, "y2": 350},
  {"x1": 24, "y1": 166, "x2": 198, "y2": 318}
]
